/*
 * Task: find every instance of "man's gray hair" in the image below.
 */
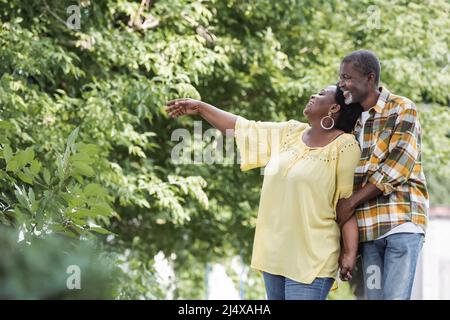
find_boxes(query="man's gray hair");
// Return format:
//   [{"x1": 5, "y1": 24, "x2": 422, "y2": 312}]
[{"x1": 342, "y1": 50, "x2": 381, "y2": 86}]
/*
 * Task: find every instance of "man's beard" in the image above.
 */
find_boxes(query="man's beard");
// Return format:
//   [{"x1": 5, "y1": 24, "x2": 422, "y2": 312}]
[{"x1": 343, "y1": 90, "x2": 353, "y2": 104}]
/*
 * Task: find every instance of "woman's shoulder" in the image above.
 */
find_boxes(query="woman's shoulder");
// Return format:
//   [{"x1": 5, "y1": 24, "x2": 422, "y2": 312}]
[
  {"x1": 285, "y1": 119, "x2": 310, "y2": 132},
  {"x1": 282, "y1": 120, "x2": 309, "y2": 142},
  {"x1": 338, "y1": 132, "x2": 357, "y2": 143},
  {"x1": 336, "y1": 133, "x2": 361, "y2": 154}
]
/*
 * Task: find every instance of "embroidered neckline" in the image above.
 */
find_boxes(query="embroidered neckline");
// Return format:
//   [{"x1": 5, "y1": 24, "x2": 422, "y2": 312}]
[{"x1": 300, "y1": 129, "x2": 347, "y2": 150}]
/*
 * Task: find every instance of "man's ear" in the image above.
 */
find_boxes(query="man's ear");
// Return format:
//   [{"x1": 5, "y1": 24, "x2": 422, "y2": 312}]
[{"x1": 367, "y1": 72, "x2": 376, "y2": 85}]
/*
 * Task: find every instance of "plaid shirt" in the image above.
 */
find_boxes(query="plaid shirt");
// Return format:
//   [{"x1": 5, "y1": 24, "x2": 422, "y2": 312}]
[{"x1": 352, "y1": 87, "x2": 429, "y2": 242}]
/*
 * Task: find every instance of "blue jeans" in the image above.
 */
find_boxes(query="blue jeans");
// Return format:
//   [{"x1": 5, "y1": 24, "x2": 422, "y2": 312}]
[
  {"x1": 262, "y1": 272, "x2": 334, "y2": 300},
  {"x1": 361, "y1": 233, "x2": 424, "y2": 300}
]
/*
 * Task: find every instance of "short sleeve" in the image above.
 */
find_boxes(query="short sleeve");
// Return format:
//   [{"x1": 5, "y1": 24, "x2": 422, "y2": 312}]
[
  {"x1": 332, "y1": 137, "x2": 361, "y2": 217},
  {"x1": 234, "y1": 116, "x2": 290, "y2": 171}
]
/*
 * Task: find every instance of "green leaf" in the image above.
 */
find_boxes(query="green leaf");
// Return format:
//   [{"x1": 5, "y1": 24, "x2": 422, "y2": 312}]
[
  {"x1": 67, "y1": 127, "x2": 80, "y2": 147},
  {"x1": 75, "y1": 143, "x2": 100, "y2": 156},
  {"x1": 12, "y1": 148, "x2": 34, "y2": 171},
  {"x1": 84, "y1": 183, "x2": 107, "y2": 197},
  {"x1": 43, "y1": 168, "x2": 51, "y2": 185},
  {"x1": 22, "y1": 147, "x2": 35, "y2": 164},
  {"x1": 28, "y1": 187, "x2": 35, "y2": 205},
  {"x1": 3, "y1": 145, "x2": 12, "y2": 162},
  {"x1": 17, "y1": 171, "x2": 33, "y2": 184},
  {"x1": 71, "y1": 208, "x2": 91, "y2": 218},
  {"x1": 49, "y1": 223, "x2": 65, "y2": 233},
  {"x1": 12, "y1": 208, "x2": 27, "y2": 225},
  {"x1": 35, "y1": 194, "x2": 51, "y2": 226},
  {"x1": 15, "y1": 148, "x2": 35, "y2": 167},
  {"x1": 14, "y1": 185, "x2": 29, "y2": 209},
  {"x1": 70, "y1": 153, "x2": 94, "y2": 164},
  {"x1": 71, "y1": 218, "x2": 88, "y2": 226},
  {"x1": 73, "y1": 174, "x2": 84, "y2": 184},
  {"x1": 29, "y1": 160, "x2": 41, "y2": 176},
  {"x1": 89, "y1": 226, "x2": 114, "y2": 235},
  {"x1": 6, "y1": 159, "x2": 19, "y2": 172},
  {"x1": 62, "y1": 188, "x2": 84, "y2": 205},
  {"x1": 128, "y1": 145, "x2": 146, "y2": 158},
  {"x1": 0, "y1": 120, "x2": 13, "y2": 130},
  {"x1": 71, "y1": 161, "x2": 95, "y2": 177},
  {"x1": 91, "y1": 203, "x2": 113, "y2": 216}
]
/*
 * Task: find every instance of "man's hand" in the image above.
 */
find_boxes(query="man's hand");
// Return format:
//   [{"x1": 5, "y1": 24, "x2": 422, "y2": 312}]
[
  {"x1": 336, "y1": 197, "x2": 356, "y2": 227},
  {"x1": 336, "y1": 183, "x2": 383, "y2": 227}
]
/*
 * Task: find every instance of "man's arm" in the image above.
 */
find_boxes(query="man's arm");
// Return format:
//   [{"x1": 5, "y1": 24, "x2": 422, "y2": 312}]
[
  {"x1": 336, "y1": 104, "x2": 420, "y2": 227},
  {"x1": 336, "y1": 183, "x2": 382, "y2": 227}
]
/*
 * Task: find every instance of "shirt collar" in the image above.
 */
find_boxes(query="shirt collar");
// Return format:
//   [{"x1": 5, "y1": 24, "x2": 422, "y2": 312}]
[
  {"x1": 371, "y1": 86, "x2": 390, "y2": 114},
  {"x1": 353, "y1": 87, "x2": 389, "y2": 133}
]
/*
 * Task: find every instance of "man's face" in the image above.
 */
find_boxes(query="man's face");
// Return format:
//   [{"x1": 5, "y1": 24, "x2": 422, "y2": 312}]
[{"x1": 338, "y1": 62, "x2": 370, "y2": 104}]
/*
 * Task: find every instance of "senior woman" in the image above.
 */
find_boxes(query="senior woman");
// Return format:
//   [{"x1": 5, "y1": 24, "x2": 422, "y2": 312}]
[{"x1": 165, "y1": 85, "x2": 362, "y2": 300}]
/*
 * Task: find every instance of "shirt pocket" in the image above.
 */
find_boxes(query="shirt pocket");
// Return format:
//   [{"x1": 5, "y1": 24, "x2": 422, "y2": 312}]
[{"x1": 370, "y1": 129, "x2": 392, "y2": 163}]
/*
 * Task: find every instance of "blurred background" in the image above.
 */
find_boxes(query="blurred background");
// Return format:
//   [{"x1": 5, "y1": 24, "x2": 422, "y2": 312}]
[{"x1": 0, "y1": 0, "x2": 449, "y2": 299}]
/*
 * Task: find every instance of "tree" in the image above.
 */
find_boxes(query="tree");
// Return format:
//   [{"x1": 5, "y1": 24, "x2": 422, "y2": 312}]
[{"x1": 1, "y1": 0, "x2": 448, "y2": 299}]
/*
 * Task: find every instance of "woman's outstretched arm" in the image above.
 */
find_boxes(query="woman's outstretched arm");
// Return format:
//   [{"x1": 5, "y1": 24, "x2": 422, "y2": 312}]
[{"x1": 165, "y1": 98, "x2": 238, "y2": 136}]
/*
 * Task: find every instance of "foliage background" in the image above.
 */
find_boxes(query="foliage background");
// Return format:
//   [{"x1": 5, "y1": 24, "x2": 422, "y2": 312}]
[{"x1": 0, "y1": 0, "x2": 449, "y2": 299}]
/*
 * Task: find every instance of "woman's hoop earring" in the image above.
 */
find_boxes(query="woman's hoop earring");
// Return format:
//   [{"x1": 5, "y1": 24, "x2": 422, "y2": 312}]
[{"x1": 320, "y1": 111, "x2": 335, "y2": 130}]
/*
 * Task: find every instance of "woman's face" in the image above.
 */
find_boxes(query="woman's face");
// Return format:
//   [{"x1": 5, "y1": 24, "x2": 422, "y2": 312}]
[{"x1": 303, "y1": 85, "x2": 337, "y2": 120}]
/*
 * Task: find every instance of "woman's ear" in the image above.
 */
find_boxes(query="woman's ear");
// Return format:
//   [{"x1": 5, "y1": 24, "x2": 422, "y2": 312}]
[{"x1": 330, "y1": 103, "x2": 341, "y2": 114}]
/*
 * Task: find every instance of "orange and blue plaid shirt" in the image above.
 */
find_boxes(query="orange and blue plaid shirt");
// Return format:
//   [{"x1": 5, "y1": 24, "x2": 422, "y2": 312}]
[{"x1": 352, "y1": 87, "x2": 429, "y2": 242}]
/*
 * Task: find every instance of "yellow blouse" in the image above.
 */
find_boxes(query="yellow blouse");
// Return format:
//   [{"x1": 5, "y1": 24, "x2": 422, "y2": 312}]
[{"x1": 234, "y1": 116, "x2": 361, "y2": 284}]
